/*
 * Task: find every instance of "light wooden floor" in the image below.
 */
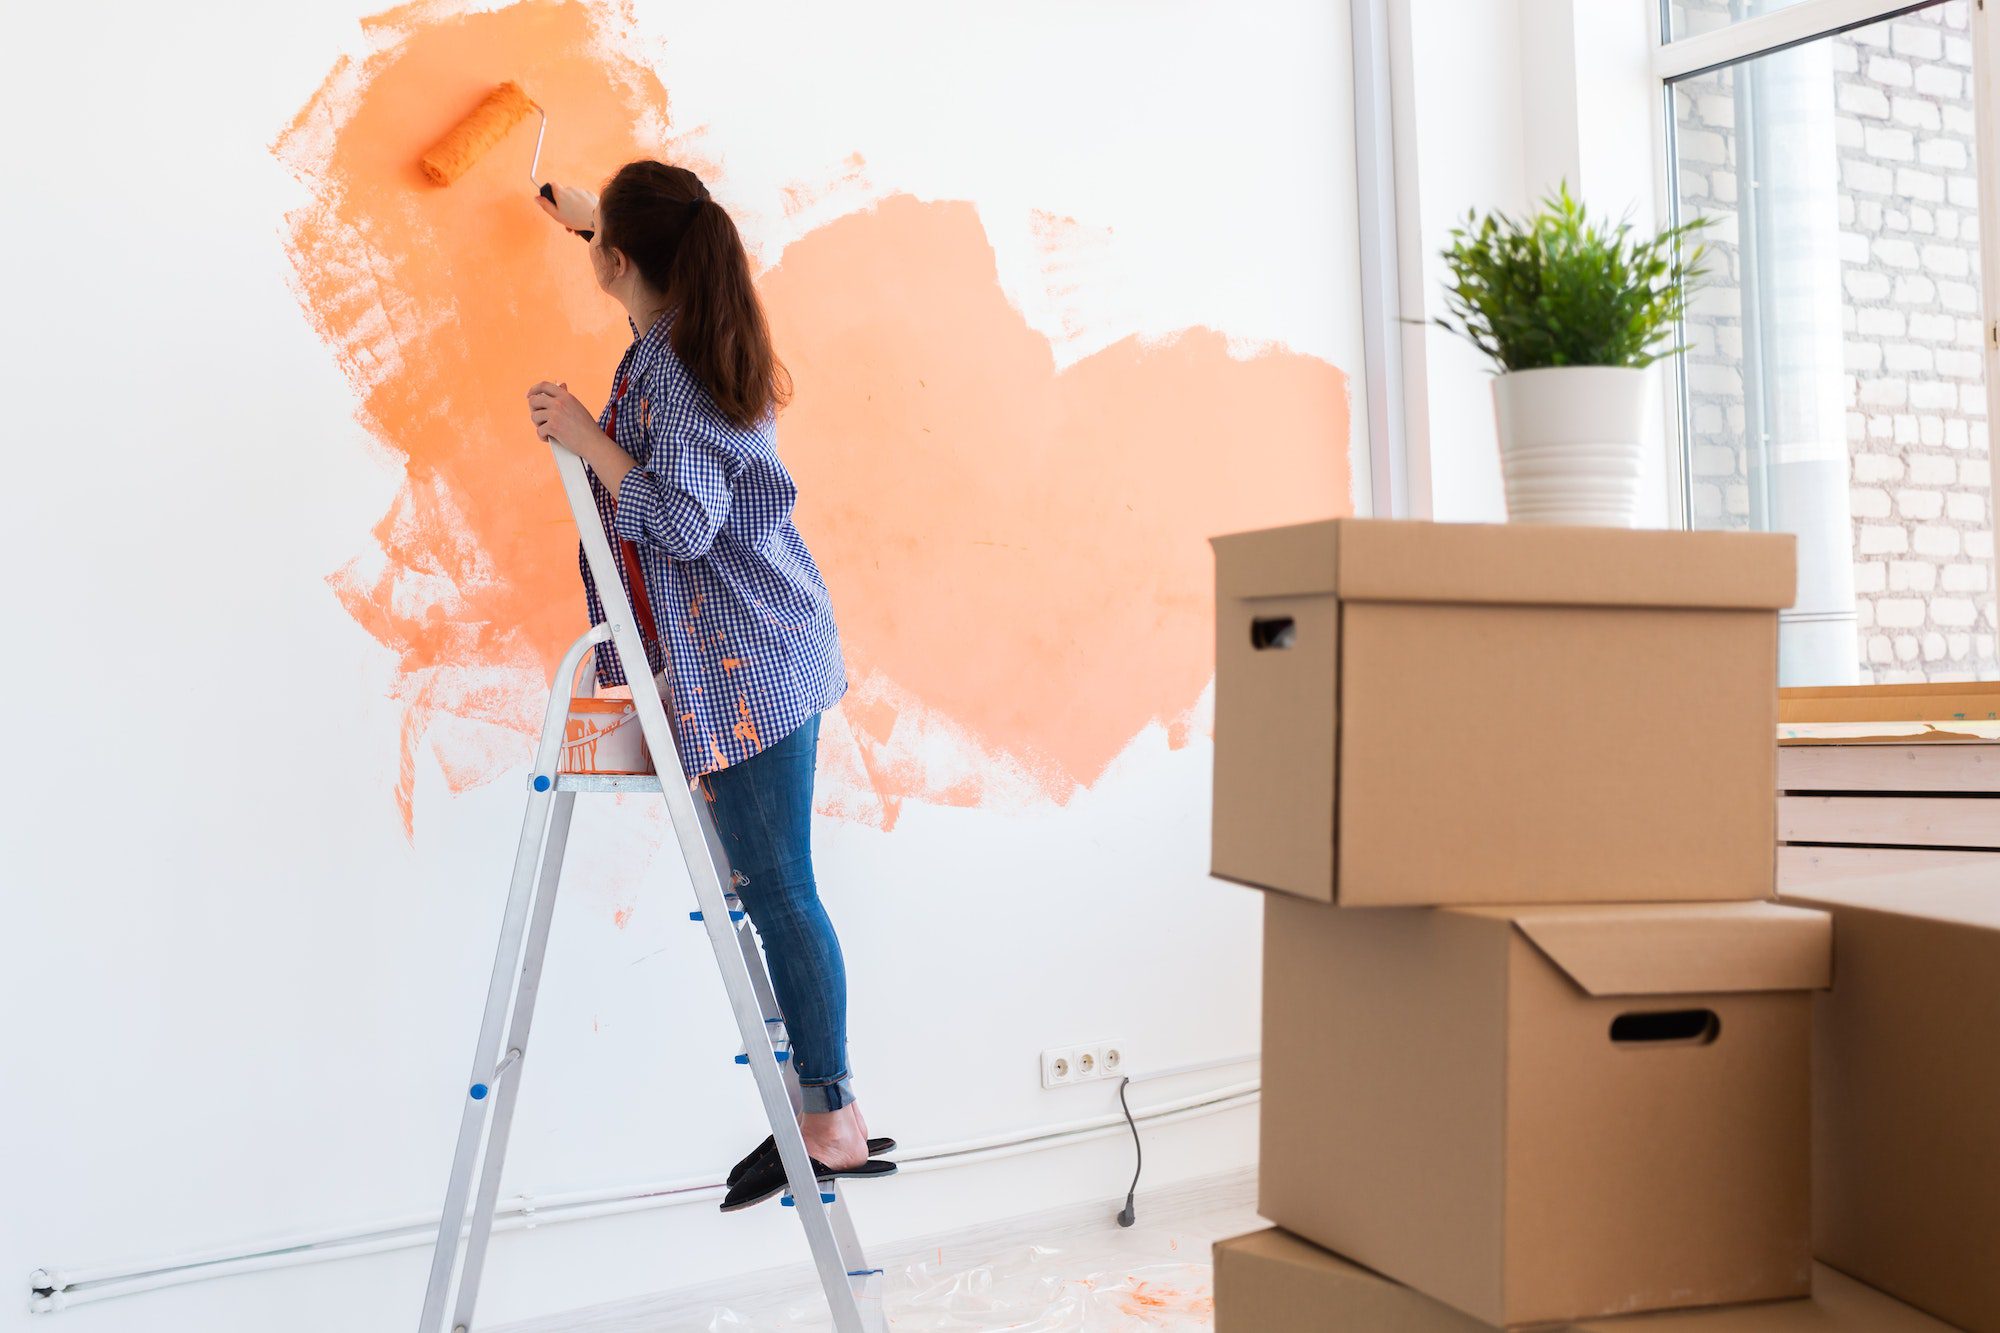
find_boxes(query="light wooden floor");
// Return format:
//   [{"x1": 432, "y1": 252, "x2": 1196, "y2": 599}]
[{"x1": 494, "y1": 1169, "x2": 1260, "y2": 1332}]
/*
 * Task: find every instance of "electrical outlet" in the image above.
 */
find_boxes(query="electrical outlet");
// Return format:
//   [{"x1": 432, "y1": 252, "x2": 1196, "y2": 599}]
[
  {"x1": 1041, "y1": 1039, "x2": 1129, "y2": 1088},
  {"x1": 1040, "y1": 1048, "x2": 1074, "y2": 1088}
]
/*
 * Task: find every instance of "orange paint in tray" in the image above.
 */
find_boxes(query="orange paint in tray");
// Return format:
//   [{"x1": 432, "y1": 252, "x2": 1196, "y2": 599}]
[{"x1": 559, "y1": 697, "x2": 654, "y2": 775}]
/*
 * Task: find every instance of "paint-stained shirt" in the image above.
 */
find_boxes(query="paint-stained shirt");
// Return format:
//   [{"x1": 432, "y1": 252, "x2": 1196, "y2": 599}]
[{"x1": 579, "y1": 312, "x2": 847, "y2": 775}]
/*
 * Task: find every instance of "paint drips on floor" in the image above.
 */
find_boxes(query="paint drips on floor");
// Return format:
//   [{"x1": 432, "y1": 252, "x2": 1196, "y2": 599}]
[{"x1": 275, "y1": 0, "x2": 1350, "y2": 837}]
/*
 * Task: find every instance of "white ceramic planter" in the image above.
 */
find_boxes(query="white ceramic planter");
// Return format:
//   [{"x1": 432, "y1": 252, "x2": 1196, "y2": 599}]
[{"x1": 1491, "y1": 365, "x2": 1648, "y2": 527}]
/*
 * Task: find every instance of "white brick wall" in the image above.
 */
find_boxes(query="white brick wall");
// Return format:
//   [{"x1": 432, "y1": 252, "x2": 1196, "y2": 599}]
[{"x1": 1674, "y1": 0, "x2": 1996, "y2": 683}]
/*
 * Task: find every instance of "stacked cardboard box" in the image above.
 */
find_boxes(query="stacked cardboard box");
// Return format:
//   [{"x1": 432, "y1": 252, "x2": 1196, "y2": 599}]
[
  {"x1": 1781, "y1": 866, "x2": 2000, "y2": 1333},
  {"x1": 1773, "y1": 684, "x2": 2000, "y2": 1332},
  {"x1": 1204, "y1": 520, "x2": 1964, "y2": 1331},
  {"x1": 1212, "y1": 1229, "x2": 1958, "y2": 1331}
]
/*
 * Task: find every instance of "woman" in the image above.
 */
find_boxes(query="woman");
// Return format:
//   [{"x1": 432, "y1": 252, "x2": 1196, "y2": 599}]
[{"x1": 526, "y1": 161, "x2": 893, "y2": 1211}]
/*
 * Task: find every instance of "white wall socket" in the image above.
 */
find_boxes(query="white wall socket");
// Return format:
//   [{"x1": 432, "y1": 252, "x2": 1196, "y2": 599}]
[{"x1": 1040, "y1": 1039, "x2": 1127, "y2": 1089}]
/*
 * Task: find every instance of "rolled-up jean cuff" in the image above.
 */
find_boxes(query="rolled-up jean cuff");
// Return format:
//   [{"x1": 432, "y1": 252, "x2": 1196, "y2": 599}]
[{"x1": 798, "y1": 1075, "x2": 855, "y2": 1113}]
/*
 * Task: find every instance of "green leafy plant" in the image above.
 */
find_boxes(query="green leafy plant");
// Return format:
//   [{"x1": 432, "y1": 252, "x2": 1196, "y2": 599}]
[{"x1": 1436, "y1": 185, "x2": 1708, "y2": 373}]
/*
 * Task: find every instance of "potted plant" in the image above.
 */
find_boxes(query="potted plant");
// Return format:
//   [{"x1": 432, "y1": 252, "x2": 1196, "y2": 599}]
[{"x1": 1437, "y1": 185, "x2": 1706, "y2": 527}]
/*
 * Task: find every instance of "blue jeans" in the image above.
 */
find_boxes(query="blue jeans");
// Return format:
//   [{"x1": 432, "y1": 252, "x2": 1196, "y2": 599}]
[{"x1": 705, "y1": 713, "x2": 854, "y2": 1113}]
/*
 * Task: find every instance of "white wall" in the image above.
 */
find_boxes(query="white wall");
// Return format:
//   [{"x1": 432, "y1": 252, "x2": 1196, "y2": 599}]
[
  {"x1": 0, "y1": 3, "x2": 1366, "y2": 1330},
  {"x1": 1394, "y1": 0, "x2": 1670, "y2": 526}
]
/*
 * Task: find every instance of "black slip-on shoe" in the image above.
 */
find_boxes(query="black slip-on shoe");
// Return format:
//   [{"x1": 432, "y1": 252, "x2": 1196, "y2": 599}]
[
  {"x1": 726, "y1": 1134, "x2": 898, "y2": 1187},
  {"x1": 719, "y1": 1154, "x2": 898, "y2": 1213}
]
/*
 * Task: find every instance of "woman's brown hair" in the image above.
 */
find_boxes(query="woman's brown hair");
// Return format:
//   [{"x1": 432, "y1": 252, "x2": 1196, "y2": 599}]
[{"x1": 598, "y1": 161, "x2": 791, "y2": 430}]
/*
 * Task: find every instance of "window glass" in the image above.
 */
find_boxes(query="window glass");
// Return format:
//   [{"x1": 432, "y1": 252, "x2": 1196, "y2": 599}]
[
  {"x1": 1666, "y1": 0, "x2": 1815, "y2": 45},
  {"x1": 1671, "y1": 0, "x2": 1993, "y2": 683}
]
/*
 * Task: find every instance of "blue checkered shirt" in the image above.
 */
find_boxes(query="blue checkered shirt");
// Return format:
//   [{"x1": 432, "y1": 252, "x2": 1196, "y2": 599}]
[{"x1": 579, "y1": 313, "x2": 847, "y2": 775}]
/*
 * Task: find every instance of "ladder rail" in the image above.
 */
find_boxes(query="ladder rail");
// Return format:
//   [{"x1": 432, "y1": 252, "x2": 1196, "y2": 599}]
[
  {"x1": 419, "y1": 451, "x2": 881, "y2": 1331},
  {"x1": 450, "y1": 790, "x2": 578, "y2": 1332},
  {"x1": 549, "y1": 446, "x2": 878, "y2": 1332},
  {"x1": 419, "y1": 626, "x2": 608, "y2": 1333}
]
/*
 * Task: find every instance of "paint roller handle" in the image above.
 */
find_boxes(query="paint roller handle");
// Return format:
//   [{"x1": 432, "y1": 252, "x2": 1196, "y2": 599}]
[{"x1": 538, "y1": 183, "x2": 595, "y2": 242}]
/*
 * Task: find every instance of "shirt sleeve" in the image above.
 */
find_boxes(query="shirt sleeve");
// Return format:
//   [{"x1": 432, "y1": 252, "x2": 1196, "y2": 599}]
[{"x1": 611, "y1": 369, "x2": 734, "y2": 560}]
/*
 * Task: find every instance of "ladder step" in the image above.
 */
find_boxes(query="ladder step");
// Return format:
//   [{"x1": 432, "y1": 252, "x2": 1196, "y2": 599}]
[
  {"x1": 550, "y1": 772, "x2": 665, "y2": 794},
  {"x1": 735, "y1": 1019, "x2": 788, "y2": 1065},
  {"x1": 690, "y1": 893, "x2": 747, "y2": 924},
  {"x1": 781, "y1": 1192, "x2": 838, "y2": 1206}
]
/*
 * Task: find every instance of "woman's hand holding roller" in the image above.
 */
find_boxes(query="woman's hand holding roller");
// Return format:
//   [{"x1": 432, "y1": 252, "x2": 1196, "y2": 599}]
[
  {"x1": 536, "y1": 183, "x2": 598, "y2": 234},
  {"x1": 527, "y1": 382, "x2": 633, "y2": 490}
]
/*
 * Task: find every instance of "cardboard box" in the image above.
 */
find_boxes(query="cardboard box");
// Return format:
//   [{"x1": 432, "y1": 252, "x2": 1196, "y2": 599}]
[
  {"x1": 1212, "y1": 1228, "x2": 1959, "y2": 1332},
  {"x1": 1261, "y1": 895, "x2": 1832, "y2": 1327},
  {"x1": 1210, "y1": 519, "x2": 1795, "y2": 906},
  {"x1": 1783, "y1": 865, "x2": 2000, "y2": 1333}
]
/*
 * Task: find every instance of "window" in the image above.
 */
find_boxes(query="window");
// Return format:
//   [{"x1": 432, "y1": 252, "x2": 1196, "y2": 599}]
[
  {"x1": 1665, "y1": 0, "x2": 1818, "y2": 44},
  {"x1": 1663, "y1": 0, "x2": 1999, "y2": 684}
]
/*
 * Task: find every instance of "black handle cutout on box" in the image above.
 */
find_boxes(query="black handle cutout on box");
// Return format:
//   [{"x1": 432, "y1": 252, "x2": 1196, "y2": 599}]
[
  {"x1": 1250, "y1": 617, "x2": 1297, "y2": 651},
  {"x1": 1610, "y1": 1009, "x2": 1720, "y2": 1046}
]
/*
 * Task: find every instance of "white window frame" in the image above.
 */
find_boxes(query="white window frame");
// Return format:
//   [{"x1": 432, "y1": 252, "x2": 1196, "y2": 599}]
[
  {"x1": 1352, "y1": 0, "x2": 1414, "y2": 519},
  {"x1": 1648, "y1": 0, "x2": 2000, "y2": 637}
]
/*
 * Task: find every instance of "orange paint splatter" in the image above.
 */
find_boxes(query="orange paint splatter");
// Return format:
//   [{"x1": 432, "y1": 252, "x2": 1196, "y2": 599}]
[
  {"x1": 720, "y1": 657, "x2": 742, "y2": 671},
  {"x1": 1118, "y1": 1279, "x2": 1214, "y2": 1321},
  {"x1": 734, "y1": 694, "x2": 762, "y2": 752},
  {"x1": 612, "y1": 905, "x2": 633, "y2": 929},
  {"x1": 276, "y1": 0, "x2": 1349, "y2": 833},
  {"x1": 781, "y1": 150, "x2": 871, "y2": 219}
]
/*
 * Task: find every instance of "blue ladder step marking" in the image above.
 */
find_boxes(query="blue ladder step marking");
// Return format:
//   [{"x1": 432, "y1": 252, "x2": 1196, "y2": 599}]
[
  {"x1": 469, "y1": 1084, "x2": 489, "y2": 1100},
  {"x1": 848, "y1": 1269, "x2": 884, "y2": 1278},
  {"x1": 532, "y1": 774, "x2": 552, "y2": 792},
  {"x1": 781, "y1": 1192, "x2": 838, "y2": 1207},
  {"x1": 734, "y1": 1049, "x2": 792, "y2": 1064},
  {"x1": 689, "y1": 909, "x2": 747, "y2": 922}
]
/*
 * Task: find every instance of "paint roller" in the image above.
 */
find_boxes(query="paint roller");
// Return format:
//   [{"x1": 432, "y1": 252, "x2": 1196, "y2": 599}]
[{"x1": 418, "y1": 81, "x2": 593, "y2": 240}]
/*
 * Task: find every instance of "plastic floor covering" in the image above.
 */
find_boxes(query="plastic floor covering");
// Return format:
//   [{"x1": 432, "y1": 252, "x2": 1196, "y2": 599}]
[{"x1": 693, "y1": 1214, "x2": 1251, "y2": 1330}]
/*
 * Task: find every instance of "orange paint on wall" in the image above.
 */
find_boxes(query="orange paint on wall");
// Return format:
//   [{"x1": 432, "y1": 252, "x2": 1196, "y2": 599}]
[
  {"x1": 275, "y1": 0, "x2": 671, "y2": 832},
  {"x1": 768, "y1": 196, "x2": 1347, "y2": 797},
  {"x1": 276, "y1": 0, "x2": 1350, "y2": 833}
]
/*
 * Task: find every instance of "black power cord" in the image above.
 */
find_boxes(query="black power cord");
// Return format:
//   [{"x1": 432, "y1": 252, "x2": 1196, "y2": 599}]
[{"x1": 1116, "y1": 1075, "x2": 1141, "y2": 1227}]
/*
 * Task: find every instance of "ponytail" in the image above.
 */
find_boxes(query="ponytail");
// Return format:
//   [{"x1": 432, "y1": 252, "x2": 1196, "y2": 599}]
[{"x1": 598, "y1": 161, "x2": 791, "y2": 430}]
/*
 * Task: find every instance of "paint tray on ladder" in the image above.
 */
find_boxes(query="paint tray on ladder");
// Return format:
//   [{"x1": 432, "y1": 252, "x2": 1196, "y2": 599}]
[{"x1": 559, "y1": 696, "x2": 655, "y2": 774}]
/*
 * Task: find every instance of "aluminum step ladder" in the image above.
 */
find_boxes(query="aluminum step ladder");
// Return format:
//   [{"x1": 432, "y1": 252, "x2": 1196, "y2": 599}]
[{"x1": 417, "y1": 446, "x2": 886, "y2": 1332}]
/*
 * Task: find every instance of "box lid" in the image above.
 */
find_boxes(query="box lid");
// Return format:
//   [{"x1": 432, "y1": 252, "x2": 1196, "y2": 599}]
[
  {"x1": 1449, "y1": 902, "x2": 1832, "y2": 996},
  {"x1": 1211, "y1": 519, "x2": 1795, "y2": 609}
]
